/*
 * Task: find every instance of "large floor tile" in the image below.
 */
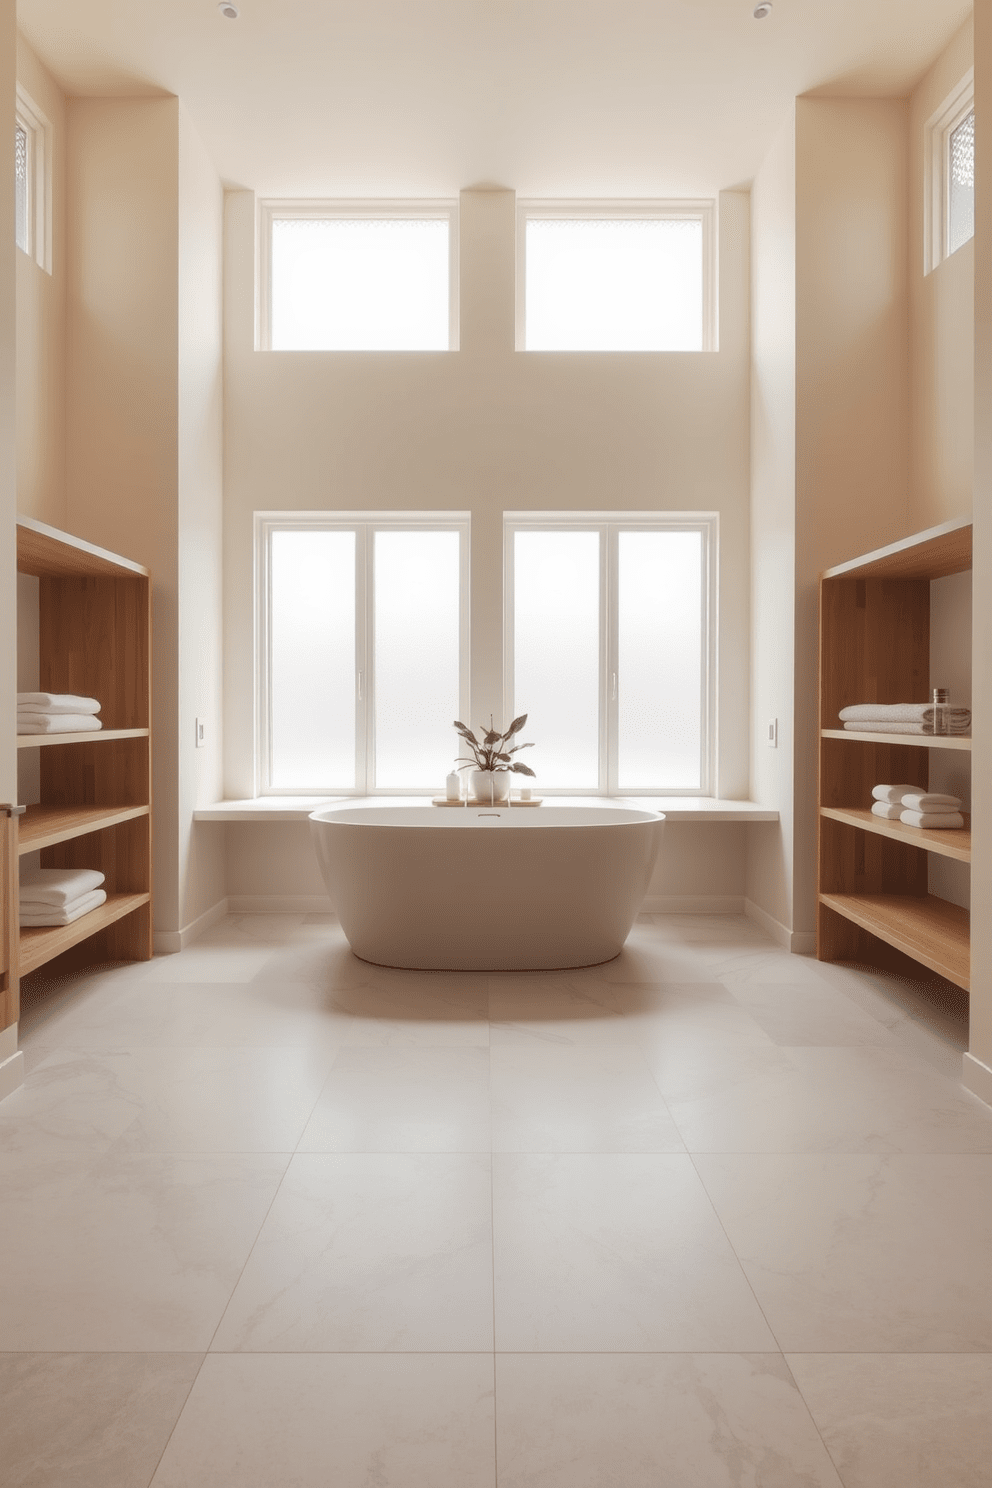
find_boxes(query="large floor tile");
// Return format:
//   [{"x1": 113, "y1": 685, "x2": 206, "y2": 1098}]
[
  {"x1": 212, "y1": 1152, "x2": 494, "y2": 1351},
  {"x1": 728, "y1": 980, "x2": 896, "y2": 1046},
  {"x1": 667, "y1": 1045, "x2": 992, "y2": 1154},
  {"x1": 490, "y1": 1043, "x2": 684, "y2": 1152},
  {"x1": 489, "y1": 975, "x2": 634, "y2": 1048},
  {"x1": 0, "y1": 1152, "x2": 288, "y2": 1351},
  {"x1": 696, "y1": 1153, "x2": 992, "y2": 1351},
  {"x1": 298, "y1": 1046, "x2": 491, "y2": 1151},
  {"x1": 101, "y1": 1046, "x2": 333, "y2": 1152},
  {"x1": 495, "y1": 1353, "x2": 843, "y2": 1488},
  {"x1": 150, "y1": 1353, "x2": 495, "y2": 1488},
  {"x1": 140, "y1": 944, "x2": 283, "y2": 984},
  {"x1": 335, "y1": 973, "x2": 491, "y2": 1046},
  {"x1": 492, "y1": 1153, "x2": 776, "y2": 1351},
  {"x1": 786, "y1": 1354, "x2": 992, "y2": 1488},
  {"x1": 0, "y1": 1049, "x2": 146, "y2": 1164},
  {"x1": 0, "y1": 1352, "x2": 202, "y2": 1488}
]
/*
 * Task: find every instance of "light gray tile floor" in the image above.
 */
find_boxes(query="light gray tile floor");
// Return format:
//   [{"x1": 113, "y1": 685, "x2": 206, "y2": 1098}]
[{"x1": 2, "y1": 912, "x2": 989, "y2": 1486}]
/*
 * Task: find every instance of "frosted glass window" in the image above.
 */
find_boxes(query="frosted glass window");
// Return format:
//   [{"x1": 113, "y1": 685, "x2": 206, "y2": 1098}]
[
  {"x1": 513, "y1": 530, "x2": 601, "y2": 788},
  {"x1": 270, "y1": 218, "x2": 450, "y2": 350},
  {"x1": 15, "y1": 123, "x2": 28, "y2": 254},
  {"x1": 270, "y1": 529, "x2": 356, "y2": 788},
  {"x1": 948, "y1": 110, "x2": 974, "y2": 256},
  {"x1": 374, "y1": 531, "x2": 461, "y2": 788},
  {"x1": 617, "y1": 531, "x2": 702, "y2": 789},
  {"x1": 525, "y1": 218, "x2": 703, "y2": 351}
]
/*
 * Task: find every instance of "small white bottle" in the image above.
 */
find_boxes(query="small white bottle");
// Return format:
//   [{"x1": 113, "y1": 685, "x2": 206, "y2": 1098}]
[{"x1": 445, "y1": 769, "x2": 461, "y2": 802}]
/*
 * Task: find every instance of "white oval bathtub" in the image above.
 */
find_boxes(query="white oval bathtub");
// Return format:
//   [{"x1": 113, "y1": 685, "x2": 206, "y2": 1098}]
[{"x1": 309, "y1": 805, "x2": 664, "y2": 971}]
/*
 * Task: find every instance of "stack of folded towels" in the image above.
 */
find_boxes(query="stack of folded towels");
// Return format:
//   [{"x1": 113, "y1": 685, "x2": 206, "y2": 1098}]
[
  {"x1": 871, "y1": 784, "x2": 965, "y2": 829},
  {"x1": 19, "y1": 867, "x2": 107, "y2": 927},
  {"x1": 17, "y1": 692, "x2": 103, "y2": 735},
  {"x1": 840, "y1": 703, "x2": 971, "y2": 736}
]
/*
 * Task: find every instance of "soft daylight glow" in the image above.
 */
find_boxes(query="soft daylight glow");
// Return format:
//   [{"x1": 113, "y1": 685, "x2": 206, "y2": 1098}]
[
  {"x1": 270, "y1": 217, "x2": 450, "y2": 350},
  {"x1": 525, "y1": 217, "x2": 703, "y2": 351}
]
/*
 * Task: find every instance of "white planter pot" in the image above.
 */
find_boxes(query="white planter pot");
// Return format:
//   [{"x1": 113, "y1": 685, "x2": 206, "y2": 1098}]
[{"x1": 470, "y1": 769, "x2": 511, "y2": 804}]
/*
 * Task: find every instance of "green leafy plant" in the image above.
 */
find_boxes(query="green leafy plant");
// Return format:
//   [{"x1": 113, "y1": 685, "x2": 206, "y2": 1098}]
[{"x1": 453, "y1": 715, "x2": 537, "y2": 777}]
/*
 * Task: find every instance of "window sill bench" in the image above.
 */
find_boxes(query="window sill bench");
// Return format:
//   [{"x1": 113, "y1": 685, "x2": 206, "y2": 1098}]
[{"x1": 193, "y1": 796, "x2": 779, "y2": 824}]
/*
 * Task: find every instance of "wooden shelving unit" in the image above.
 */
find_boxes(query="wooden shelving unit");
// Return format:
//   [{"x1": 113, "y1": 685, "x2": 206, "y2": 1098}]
[
  {"x1": 14, "y1": 517, "x2": 153, "y2": 984},
  {"x1": 817, "y1": 517, "x2": 972, "y2": 991}
]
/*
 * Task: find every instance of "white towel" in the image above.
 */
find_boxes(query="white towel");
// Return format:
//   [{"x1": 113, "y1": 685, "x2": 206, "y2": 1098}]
[
  {"x1": 839, "y1": 703, "x2": 972, "y2": 724},
  {"x1": 20, "y1": 889, "x2": 107, "y2": 927},
  {"x1": 900, "y1": 810, "x2": 965, "y2": 830},
  {"x1": 844, "y1": 719, "x2": 969, "y2": 735},
  {"x1": 871, "y1": 784, "x2": 921, "y2": 804},
  {"x1": 19, "y1": 867, "x2": 106, "y2": 908},
  {"x1": 900, "y1": 792, "x2": 962, "y2": 813},
  {"x1": 871, "y1": 801, "x2": 905, "y2": 820},
  {"x1": 16, "y1": 713, "x2": 103, "y2": 735},
  {"x1": 17, "y1": 692, "x2": 101, "y2": 715}
]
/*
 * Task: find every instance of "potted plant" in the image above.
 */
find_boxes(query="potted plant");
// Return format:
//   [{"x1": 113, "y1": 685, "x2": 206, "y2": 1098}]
[{"x1": 454, "y1": 715, "x2": 536, "y2": 803}]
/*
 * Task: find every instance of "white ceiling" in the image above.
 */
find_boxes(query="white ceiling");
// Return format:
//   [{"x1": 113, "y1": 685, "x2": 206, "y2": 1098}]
[{"x1": 17, "y1": 0, "x2": 972, "y2": 198}]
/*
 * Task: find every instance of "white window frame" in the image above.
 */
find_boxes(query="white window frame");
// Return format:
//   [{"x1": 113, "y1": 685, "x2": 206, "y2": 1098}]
[
  {"x1": 924, "y1": 69, "x2": 974, "y2": 274},
  {"x1": 257, "y1": 199, "x2": 460, "y2": 352},
  {"x1": 503, "y1": 511, "x2": 717, "y2": 796},
  {"x1": 256, "y1": 511, "x2": 471, "y2": 796},
  {"x1": 15, "y1": 84, "x2": 52, "y2": 273},
  {"x1": 515, "y1": 199, "x2": 717, "y2": 353}
]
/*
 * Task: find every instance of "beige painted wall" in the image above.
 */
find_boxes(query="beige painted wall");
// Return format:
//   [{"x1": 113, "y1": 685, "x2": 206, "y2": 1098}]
[
  {"x1": 910, "y1": 14, "x2": 974, "y2": 530},
  {"x1": 65, "y1": 97, "x2": 182, "y2": 935},
  {"x1": 15, "y1": 34, "x2": 65, "y2": 527},
  {"x1": 747, "y1": 107, "x2": 797, "y2": 942},
  {"x1": 178, "y1": 105, "x2": 226, "y2": 930},
  {"x1": 967, "y1": 0, "x2": 991, "y2": 1100},
  {"x1": 221, "y1": 185, "x2": 753, "y2": 904}
]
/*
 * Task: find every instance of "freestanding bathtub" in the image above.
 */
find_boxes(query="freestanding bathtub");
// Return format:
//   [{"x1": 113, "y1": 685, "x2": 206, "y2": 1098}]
[{"x1": 309, "y1": 804, "x2": 664, "y2": 971}]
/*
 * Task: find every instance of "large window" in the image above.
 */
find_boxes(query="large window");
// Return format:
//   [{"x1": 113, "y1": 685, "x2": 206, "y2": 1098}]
[
  {"x1": 505, "y1": 514, "x2": 715, "y2": 794},
  {"x1": 259, "y1": 201, "x2": 458, "y2": 351},
  {"x1": 517, "y1": 201, "x2": 715, "y2": 352},
  {"x1": 258, "y1": 514, "x2": 469, "y2": 793},
  {"x1": 925, "y1": 72, "x2": 974, "y2": 272}
]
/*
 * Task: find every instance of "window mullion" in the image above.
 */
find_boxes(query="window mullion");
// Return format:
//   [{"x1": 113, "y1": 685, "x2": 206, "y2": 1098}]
[
  {"x1": 356, "y1": 526, "x2": 371, "y2": 794},
  {"x1": 603, "y1": 526, "x2": 616, "y2": 796}
]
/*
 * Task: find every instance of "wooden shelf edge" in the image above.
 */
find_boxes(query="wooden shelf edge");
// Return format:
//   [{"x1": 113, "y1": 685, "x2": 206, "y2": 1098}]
[
  {"x1": 16, "y1": 516, "x2": 150, "y2": 579},
  {"x1": 820, "y1": 517, "x2": 971, "y2": 581},
  {"x1": 18, "y1": 893, "x2": 151, "y2": 976},
  {"x1": 16, "y1": 728, "x2": 150, "y2": 750},
  {"x1": 819, "y1": 892, "x2": 970, "y2": 991},
  {"x1": 820, "y1": 806, "x2": 971, "y2": 864},
  {"x1": 820, "y1": 728, "x2": 972, "y2": 751},
  {"x1": 18, "y1": 803, "x2": 150, "y2": 855}
]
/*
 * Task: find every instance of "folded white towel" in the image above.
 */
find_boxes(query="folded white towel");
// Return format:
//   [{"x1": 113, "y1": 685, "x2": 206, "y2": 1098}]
[
  {"x1": 19, "y1": 867, "x2": 106, "y2": 908},
  {"x1": 900, "y1": 792, "x2": 962, "y2": 813},
  {"x1": 16, "y1": 714, "x2": 103, "y2": 735},
  {"x1": 17, "y1": 692, "x2": 101, "y2": 715},
  {"x1": 871, "y1": 802, "x2": 905, "y2": 820},
  {"x1": 871, "y1": 784, "x2": 921, "y2": 804},
  {"x1": 840, "y1": 703, "x2": 972, "y2": 724},
  {"x1": 20, "y1": 889, "x2": 107, "y2": 927},
  {"x1": 844, "y1": 720, "x2": 969, "y2": 735},
  {"x1": 900, "y1": 810, "x2": 965, "y2": 830}
]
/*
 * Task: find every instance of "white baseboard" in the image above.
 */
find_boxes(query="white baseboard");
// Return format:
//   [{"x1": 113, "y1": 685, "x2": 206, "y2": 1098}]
[
  {"x1": 153, "y1": 897, "x2": 230, "y2": 955},
  {"x1": 0, "y1": 1050, "x2": 25, "y2": 1104},
  {"x1": 226, "y1": 894, "x2": 333, "y2": 914},
  {"x1": 963, "y1": 1052, "x2": 992, "y2": 1109},
  {"x1": 744, "y1": 898, "x2": 816, "y2": 955},
  {"x1": 642, "y1": 895, "x2": 744, "y2": 914}
]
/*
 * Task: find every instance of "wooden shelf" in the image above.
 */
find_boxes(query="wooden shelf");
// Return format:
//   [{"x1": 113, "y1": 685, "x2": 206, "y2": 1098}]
[
  {"x1": 820, "y1": 806, "x2": 970, "y2": 863},
  {"x1": 819, "y1": 892, "x2": 970, "y2": 990},
  {"x1": 18, "y1": 892, "x2": 151, "y2": 977},
  {"x1": 18, "y1": 803, "x2": 150, "y2": 855},
  {"x1": 821, "y1": 516, "x2": 971, "y2": 582},
  {"x1": 16, "y1": 728, "x2": 149, "y2": 749},
  {"x1": 821, "y1": 728, "x2": 971, "y2": 751},
  {"x1": 17, "y1": 516, "x2": 149, "y2": 580}
]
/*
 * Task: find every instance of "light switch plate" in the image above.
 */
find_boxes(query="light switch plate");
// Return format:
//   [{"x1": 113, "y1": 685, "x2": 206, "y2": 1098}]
[
  {"x1": 767, "y1": 718, "x2": 778, "y2": 748},
  {"x1": 196, "y1": 718, "x2": 206, "y2": 748}
]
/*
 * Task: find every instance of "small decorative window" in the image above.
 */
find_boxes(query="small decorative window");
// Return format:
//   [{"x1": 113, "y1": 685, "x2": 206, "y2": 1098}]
[
  {"x1": 258, "y1": 201, "x2": 458, "y2": 351},
  {"x1": 517, "y1": 201, "x2": 716, "y2": 352},
  {"x1": 925, "y1": 70, "x2": 974, "y2": 273},
  {"x1": 14, "y1": 85, "x2": 51, "y2": 272}
]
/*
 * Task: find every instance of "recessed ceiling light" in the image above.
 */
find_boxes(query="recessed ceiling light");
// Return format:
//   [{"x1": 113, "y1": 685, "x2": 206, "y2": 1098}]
[
  {"x1": 218, "y1": 2, "x2": 239, "y2": 17},
  {"x1": 753, "y1": 2, "x2": 772, "y2": 15}
]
